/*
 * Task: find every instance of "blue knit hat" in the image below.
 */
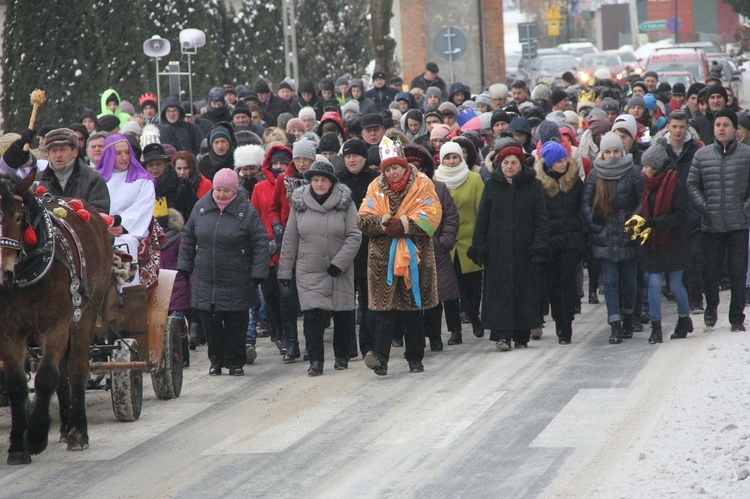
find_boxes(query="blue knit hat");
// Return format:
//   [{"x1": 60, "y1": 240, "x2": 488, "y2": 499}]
[{"x1": 541, "y1": 141, "x2": 568, "y2": 169}]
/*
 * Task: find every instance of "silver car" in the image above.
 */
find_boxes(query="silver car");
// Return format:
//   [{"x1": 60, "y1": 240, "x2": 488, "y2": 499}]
[{"x1": 518, "y1": 54, "x2": 579, "y2": 87}]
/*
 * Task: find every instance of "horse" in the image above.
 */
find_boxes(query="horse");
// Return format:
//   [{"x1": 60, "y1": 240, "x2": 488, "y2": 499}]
[{"x1": 0, "y1": 170, "x2": 113, "y2": 465}]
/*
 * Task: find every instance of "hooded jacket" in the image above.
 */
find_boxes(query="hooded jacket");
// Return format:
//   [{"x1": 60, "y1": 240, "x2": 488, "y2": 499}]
[
  {"x1": 157, "y1": 97, "x2": 205, "y2": 155},
  {"x1": 316, "y1": 112, "x2": 349, "y2": 142},
  {"x1": 198, "y1": 122, "x2": 237, "y2": 181},
  {"x1": 98, "y1": 88, "x2": 131, "y2": 128},
  {"x1": 534, "y1": 156, "x2": 584, "y2": 250}
]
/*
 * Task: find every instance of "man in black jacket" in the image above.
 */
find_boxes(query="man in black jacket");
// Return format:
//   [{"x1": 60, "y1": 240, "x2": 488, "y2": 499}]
[
  {"x1": 254, "y1": 79, "x2": 291, "y2": 127},
  {"x1": 690, "y1": 85, "x2": 727, "y2": 145},
  {"x1": 158, "y1": 97, "x2": 205, "y2": 155},
  {"x1": 365, "y1": 70, "x2": 399, "y2": 112},
  {"x1": 409, "y1": 62, "x2": 448, "y2": 101}
]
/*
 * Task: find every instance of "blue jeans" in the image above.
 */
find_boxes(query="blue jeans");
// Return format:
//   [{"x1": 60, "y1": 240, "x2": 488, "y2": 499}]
[
  {"x1": 246, "y1": 285, "x2": 265, "y2": 345},
  {"x1": 644, "y1": 271, "x2": 689, "y2": 321},
  {"x1": 600, "y1": 259, "x2": 638, "y2": 323}
]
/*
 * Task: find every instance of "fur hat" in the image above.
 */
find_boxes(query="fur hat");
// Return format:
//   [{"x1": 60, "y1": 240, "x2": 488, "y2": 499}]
[
  {"x1": 488, "y1": 83, "x2": 509, "y2": 100},
  {"x1": 439, "y1": 141, "x2": 464, "y2": 164},
  {"x1": 213, "y1": 168, "x2": 239, "y2": 193},
  {"x1": 598, "y1": 132, "x2": 626, "y2": 156},
  {"x1": 641, "y1": 143, "x2": 670, "y2": 172},
  {"x1": 234, "y1": 144, "x2": 265, "y2": 168},
  {"x1": 303, "y1": 160, "x2": 338, "y2": 184},
  {"x1": 293, "y1": 139, "x2": 317, "y2": 160},
  {"x1": 44, "y1": 128, "x2": 78, "y2": 150},
  {"x1": 541, "y1": 141, "x2": 568, "y2": 168}
]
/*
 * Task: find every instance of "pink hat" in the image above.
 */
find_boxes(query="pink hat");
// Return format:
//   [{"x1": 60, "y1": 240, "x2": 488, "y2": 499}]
[
  {"x1": 286, "y1": 118, "x2": 305, "y2": 132},
  {"x1": 213, "y1": 168, "x2": 239, "y2": 193},
  {"x1": 430, "y1": 124, "x2": 451, "y2": 140}
]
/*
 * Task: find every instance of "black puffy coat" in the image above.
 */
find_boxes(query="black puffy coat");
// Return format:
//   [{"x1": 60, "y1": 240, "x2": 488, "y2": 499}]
[
  {"x1": 177, "y1": 192, "x2": 269, "y2": 312},
  {"x1": 472, "y1": 166, "x2": 549, "y2": 331},
  {"x1": 534, "y1": 157, "x2": 585, "y2": 251},
  {"x1": 581, "y1": 162, "x2": 644, "y2": 262},
  {"x1": 154, "y1": 165, "x2": 198, "y2": 224},
  {"x1": 158, "y1": 97, "x2": 205, "y2": 155}
]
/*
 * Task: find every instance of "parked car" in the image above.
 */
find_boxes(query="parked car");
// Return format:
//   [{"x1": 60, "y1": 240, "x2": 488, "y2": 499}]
[
  {"x1": 518, "y1": 54, "x2": 579, "y2": 88},
  {"x1": 556, "y1": 41, "x2": 599, "y2": 63},
  {"x1": 577, "y1": 52, "x2": 628, "y2": 84},
  {"x1": 646, "y1": 47, "x2": 710, "y2": 83},
  {"x1": 656, "y1": 71, "x2": 695, "y2": 88},
  {"x1": 617, "y1": 49, "x2": 644, "y2": 76}
]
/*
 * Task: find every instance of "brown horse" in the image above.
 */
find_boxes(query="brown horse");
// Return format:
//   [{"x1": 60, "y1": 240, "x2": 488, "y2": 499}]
[{"x1": 0, "y1": 170, "x2": 113, "y2": 465}]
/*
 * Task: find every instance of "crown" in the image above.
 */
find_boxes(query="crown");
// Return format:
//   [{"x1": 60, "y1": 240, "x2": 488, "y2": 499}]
[
  {"x1": 379, "y1": 135, "x2": 405, "y2": 162},
  {"x1": 139, "y1": 92, "x2": 158, "y2": 106}
]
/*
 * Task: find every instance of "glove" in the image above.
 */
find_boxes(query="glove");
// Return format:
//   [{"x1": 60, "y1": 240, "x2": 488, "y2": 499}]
[
  {"x1": 383, "y1": 218, "x2": 406, "y2": 238},
  {"x1": 3, "y1": 139, "x2": 30, "y2": 169},
  {"x1": 641, "y1": 218, "x2": 654, "y2": 229},
  {"x1": 279, "y1": 279, "x2": 291, "y2": 287},
  {"x1": 466, "y1": 246, "x2": 486, "y2": 267},
  {"x1": 268, "y1": 240, "x2": 278, "y2": 255},
  {"x1": 327, "y1": 264, "x2": 342, "y2": 277},
  {"x1": 252, "y1": 278, "x2": 265, "y2": 287},
  {"x1": 20, "y1": 128, "x2": 36, "y2": 147},
  {"x1": 272, "y1": 222, "x2": 284, "y2": 246}
]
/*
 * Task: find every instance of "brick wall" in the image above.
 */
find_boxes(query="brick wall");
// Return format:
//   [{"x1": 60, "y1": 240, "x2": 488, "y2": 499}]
[
  {"x1": 482, "y1": 0, "x2": 506, "y2": 86},
  {"x1": 400, "y1": 0, "x2": 427, "y2": 85}
]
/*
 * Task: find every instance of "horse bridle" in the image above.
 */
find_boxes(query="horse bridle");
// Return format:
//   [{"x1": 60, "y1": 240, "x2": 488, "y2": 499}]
[{"x1": 0, "y1": 193, "x2": 24, "y2": 254}]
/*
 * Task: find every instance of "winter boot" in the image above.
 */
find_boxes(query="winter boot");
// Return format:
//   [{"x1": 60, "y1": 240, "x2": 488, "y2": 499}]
[
  {"x1": 648, "y1": 320, "x2": 663, "y2": 344},
  {"x1": 609, "y1": 321, "x2": 623, "y2": 344},
  {"x1": 558, "y1": 320, "x2": 572, "y2": 345},
  {"x1": 448, "y1": 330, "x2": 463, "y2": 345},
  {"x1": 671, "y1": 315, "x2": 694, "y2": 339},
  {"x1": 621, "y1": 314, "x2": 634, "y2": 338},
  {"x1": 282, "y1": 322, "x2": 300, "y2": 362},
  {"x1": 188, "y1": 322, "x2": 200, "y2": 350}
]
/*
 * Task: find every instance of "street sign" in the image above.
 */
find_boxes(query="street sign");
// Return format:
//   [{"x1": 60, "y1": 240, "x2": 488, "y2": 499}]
[
  {"x1": 548, "y1": 20, "x2": 560, "y2": 37},
  {"x1": 522, "y1": 40, "x2": 538, "y2": 59},
  {"x1": 639, "y1": 20, "x2": 666, "y2": 32},
  {"x1": 518, "y1": 22, "x2": 539, "y2": 43},
  {"x1": 433, "y1": 27, "x2": 467, "y2": 62},
  {"x1": 666, "y1": 17, "x2": 682, "y2": 34},
  {"x1": 546, "y1": 5, "x2": 562, "y2": 21}
]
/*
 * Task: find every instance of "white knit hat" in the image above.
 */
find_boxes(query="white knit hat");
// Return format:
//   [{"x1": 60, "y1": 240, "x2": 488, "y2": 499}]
[
  {"x1": 139, "y1": 124, "x2": 160, "y2": 149},
  {"x1": 298, "y1": 107, "x2": 316, "y2": 120}
]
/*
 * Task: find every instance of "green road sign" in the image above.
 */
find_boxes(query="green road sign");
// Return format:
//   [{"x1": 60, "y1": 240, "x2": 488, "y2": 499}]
[{"x1": 639, "y1": 20, "x2": 666, "y2": 31}]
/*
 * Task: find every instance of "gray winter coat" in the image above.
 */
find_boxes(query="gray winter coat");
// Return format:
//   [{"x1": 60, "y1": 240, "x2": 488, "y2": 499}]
[
  {"x1": 686, "y1": 140, "x2": 750, "y2": 233},
  {"x1": 177, "y1": 192, "x2": 269, "y2": 312},
  {"x1": 278, "y1": 183, "x2": 362, "y2": 312},
  {"x1": 581, "y1": 164, "x2": 644, "y2": 262}
]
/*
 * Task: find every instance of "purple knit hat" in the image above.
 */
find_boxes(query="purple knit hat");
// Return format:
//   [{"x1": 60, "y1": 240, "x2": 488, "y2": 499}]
[{"x1": 97, "y1": 134, "x2": 154, "y2": 184}]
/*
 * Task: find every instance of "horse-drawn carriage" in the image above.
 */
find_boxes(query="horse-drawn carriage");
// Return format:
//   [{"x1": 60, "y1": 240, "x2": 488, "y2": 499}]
[{"x1": 0, "y1": 171, "x2": 184, "y2": 464}]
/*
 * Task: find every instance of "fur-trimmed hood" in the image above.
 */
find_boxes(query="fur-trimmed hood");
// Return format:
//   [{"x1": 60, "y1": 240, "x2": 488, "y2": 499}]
[
  {"x1": 534, "y1": 156, "x2": 579, "y2": 197},
  {"x1": 167, "y1": 208, "x2": 185, "y2": 232},
  {"x1": 290, "y1": 182, "x2": 353, "y2": 212}
]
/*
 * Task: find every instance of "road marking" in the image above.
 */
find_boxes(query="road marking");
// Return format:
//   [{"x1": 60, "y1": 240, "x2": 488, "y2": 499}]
[
  {"x1": 530, "y1": 388, "x2": 628, "y2": 448},
  {"x1": 201, "y1": 395, "x2": 361, "y2": 455},
  {"x1": 366, "y1": 390, "x2": 506, "y2": 449}
]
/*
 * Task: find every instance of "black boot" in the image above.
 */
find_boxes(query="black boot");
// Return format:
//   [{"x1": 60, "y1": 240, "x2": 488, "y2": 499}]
[
  {"x1": 588, "y1": 291, "x2": 599, "y2": 304},
  {"x1": 471, "y1": 317, "x2": 484, "y2": 338},
  {"x1": 622, "y1": 314, "x2": 634, "y2": 338},
  {"x1": 648, "y1": 320, "x2": 663, "y2": 344},
  {"x1": 182, "y1": 335, "x2": 190, "y2": 368},
  {"x1": 188, "y1": 322, "x2": 200, "y2": 350},
  {"x1": 609, "y1": 321, "x2": 623, "y2": 344},
  {"x1": 448, "y1": 330, "x2": 462, "y2": 345},
  {"x1": 671, "y1": 316, "x2": 694, "y2": 339},
  {"x1": 558, "y1": 320, "x2": 572, "y2": 345}
]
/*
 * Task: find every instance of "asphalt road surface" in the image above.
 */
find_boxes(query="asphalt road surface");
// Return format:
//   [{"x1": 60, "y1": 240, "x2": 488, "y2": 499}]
[{"x1": 0, "y1": 293, "x2": 711, "y2": 498}]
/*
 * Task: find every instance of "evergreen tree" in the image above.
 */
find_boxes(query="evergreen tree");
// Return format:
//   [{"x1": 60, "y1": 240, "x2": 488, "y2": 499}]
[
  {"x1": 295, "y1": 0, "x2": 373, "y2": 83},
  {"x1": 92, "y1": 0, "x2": 151, "y2": 107},
  {"x1": 1, "y1": 0, "x2": 105, "y2": 132},
  {"x1": 236, "y1": 0, "x2": 285, "y2": 84}
]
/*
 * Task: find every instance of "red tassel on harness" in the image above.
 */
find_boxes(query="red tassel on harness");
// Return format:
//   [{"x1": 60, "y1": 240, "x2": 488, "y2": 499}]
[
  {"x1": 76, "y1": 209, "x2": 90, "y2": 223},
  {"x1": 69, "y1": 199, "x2": 84, "y2": 211},
  {"x1": 100, "y1": 214, "x2": 114, "y2": 227},
  {"x1": 35, "y1": 186, "x2": 46, "y2": 196},
  {"x1": 23, "y1": 226, "x2": 37, "y2": 245}
]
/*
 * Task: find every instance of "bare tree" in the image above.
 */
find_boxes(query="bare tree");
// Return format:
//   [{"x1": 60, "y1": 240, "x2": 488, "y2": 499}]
[{"x1": 369, "y1": 0, "x2": 397, "y2": 77}]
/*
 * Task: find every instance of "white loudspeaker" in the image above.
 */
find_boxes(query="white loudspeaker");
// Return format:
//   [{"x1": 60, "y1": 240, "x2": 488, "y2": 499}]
[
  {"x1": 180, "y1": 29, "x2": 206, "y2": 53},
  {"x1": 143, "y1": 35, "x2": 171, "y2": 58}
]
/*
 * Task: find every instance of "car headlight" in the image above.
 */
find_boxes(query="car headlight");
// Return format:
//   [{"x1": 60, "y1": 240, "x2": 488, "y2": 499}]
[
  {"x1": 579, "y1": 72, "x2": 591, "y2": 84},
  {"x1": 634, "y1": 67, "x2": 643, "y2": 74}
]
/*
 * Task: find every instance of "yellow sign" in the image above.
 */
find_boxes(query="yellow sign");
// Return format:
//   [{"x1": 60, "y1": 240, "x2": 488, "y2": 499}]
[
  {"x1": 548, "y1": 20, "x2": 560, "y2": 36},
  {"x1": 546, "y1": 5, "x2": 562, "y2": 21}
]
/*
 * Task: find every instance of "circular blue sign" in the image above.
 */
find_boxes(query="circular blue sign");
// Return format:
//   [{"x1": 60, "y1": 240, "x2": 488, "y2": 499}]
[
  {"x1": 434, "y1": 27, "x2": 467, "y2": 61},
  {"x1": 666, "y1": 17, "x2": 682, "y2": 34}
]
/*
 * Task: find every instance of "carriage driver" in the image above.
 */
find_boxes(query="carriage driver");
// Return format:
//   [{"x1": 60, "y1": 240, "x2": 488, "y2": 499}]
[
  {"x1": 0, "y1": 128, "x2": 110, "y2": 214},
  {"x1": 96, "y1": 134, "x2": 155, "y2": 283}
]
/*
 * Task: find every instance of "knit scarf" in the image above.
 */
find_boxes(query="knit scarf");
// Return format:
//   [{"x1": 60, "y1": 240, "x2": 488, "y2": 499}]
[
  {"x1": 593, "y1": 154, "x2": 633, "y2": 181},
  {"x1": 642, "y1": 169, "x2": 678, "y2": 252},
  {"x1": 434, "y1": 160, "x2": 470, "y2": 190},
  {"x1": 386, "y1": 172, "x2": 410, "y2": 195}
]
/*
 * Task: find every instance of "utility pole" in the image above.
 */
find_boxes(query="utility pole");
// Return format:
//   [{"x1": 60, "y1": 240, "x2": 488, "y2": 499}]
[
  {"x1": 628, "y1": 0, "x2": 640, "y2": 49},
  {"x1": 282, "y1": 0, "x2": 299, "y2": 85}
]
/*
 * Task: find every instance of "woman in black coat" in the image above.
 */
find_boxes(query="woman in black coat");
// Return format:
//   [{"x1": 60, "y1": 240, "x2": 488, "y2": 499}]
[
  {"x1": 535, "y1": 142, "x2": 585, "y2": 344},
  {"x1": 142, "y1": 143, "x2": 198, "y2": 226},
  {"x1": 177, "y1": 168, "x2": 269, "y2": 376},
  {"x1": 580, "y1": 132, "x2": 644, "y2": 344},
  {"x1": 468, "y1": 143, "x2": 549, "y2": 351},
  {"x1": 637, "y1": 143, "x2": 692, "y2": 344}
]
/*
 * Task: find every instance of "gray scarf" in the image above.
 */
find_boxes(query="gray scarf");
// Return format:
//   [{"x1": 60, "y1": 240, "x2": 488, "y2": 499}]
[
  {"x1": 593, "y1": 154, "x2": 633, "y2": 181},
  {"x1": 53, "y1": 159, "x2": 76, "y2": 191}
]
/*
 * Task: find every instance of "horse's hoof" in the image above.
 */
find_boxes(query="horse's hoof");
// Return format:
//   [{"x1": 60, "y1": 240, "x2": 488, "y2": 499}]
[
  {"x1": 23, "y1": 431, "x2": 48, "y2": 456},
  {"x1": 59, "y1": 433, "x2": 69, "y2": 444},
  {"x1": 7, "y1": 451, "x2": 31, "y2": 465},
  {"x1": 65, "y1": 428, "x2": 89, "y2": 451},
  {"x1": 67, "y1": 442, "x2": 89, "y2": 451}
]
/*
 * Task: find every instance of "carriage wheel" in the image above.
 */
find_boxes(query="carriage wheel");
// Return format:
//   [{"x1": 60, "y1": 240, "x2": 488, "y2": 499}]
[
  {"x1": 110, "y1": 338, "x2": 143, "y2": 422},
  {"x1": 151, "y1": 314, "x2": 184, "y2": 400}
]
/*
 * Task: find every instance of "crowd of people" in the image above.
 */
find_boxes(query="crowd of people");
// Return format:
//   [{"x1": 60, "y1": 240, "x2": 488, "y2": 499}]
[{"x1": 2, "y1": 56, "x2": 749, "y2": 377}]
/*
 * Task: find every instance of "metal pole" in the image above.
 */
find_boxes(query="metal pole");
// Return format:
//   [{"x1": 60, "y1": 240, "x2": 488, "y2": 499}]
[
  {"x1": 283, "y1": 0, "x2": 299, "y2": 85},
  {"x1": 674, "y1": 0, "x2": 678, "y2": 44},
  {"x1": 187, "y1": 54, "x2": 194, "y2": 118},
  {"x1": 628, "y1": 0, "x2": 640, "y2": 49},
  {"x1": 446, "y1": 27, "x2": 455, "y2": 84},
  {"x1": 155, "y1": 59, "x2": 162, "y2": 120}
]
